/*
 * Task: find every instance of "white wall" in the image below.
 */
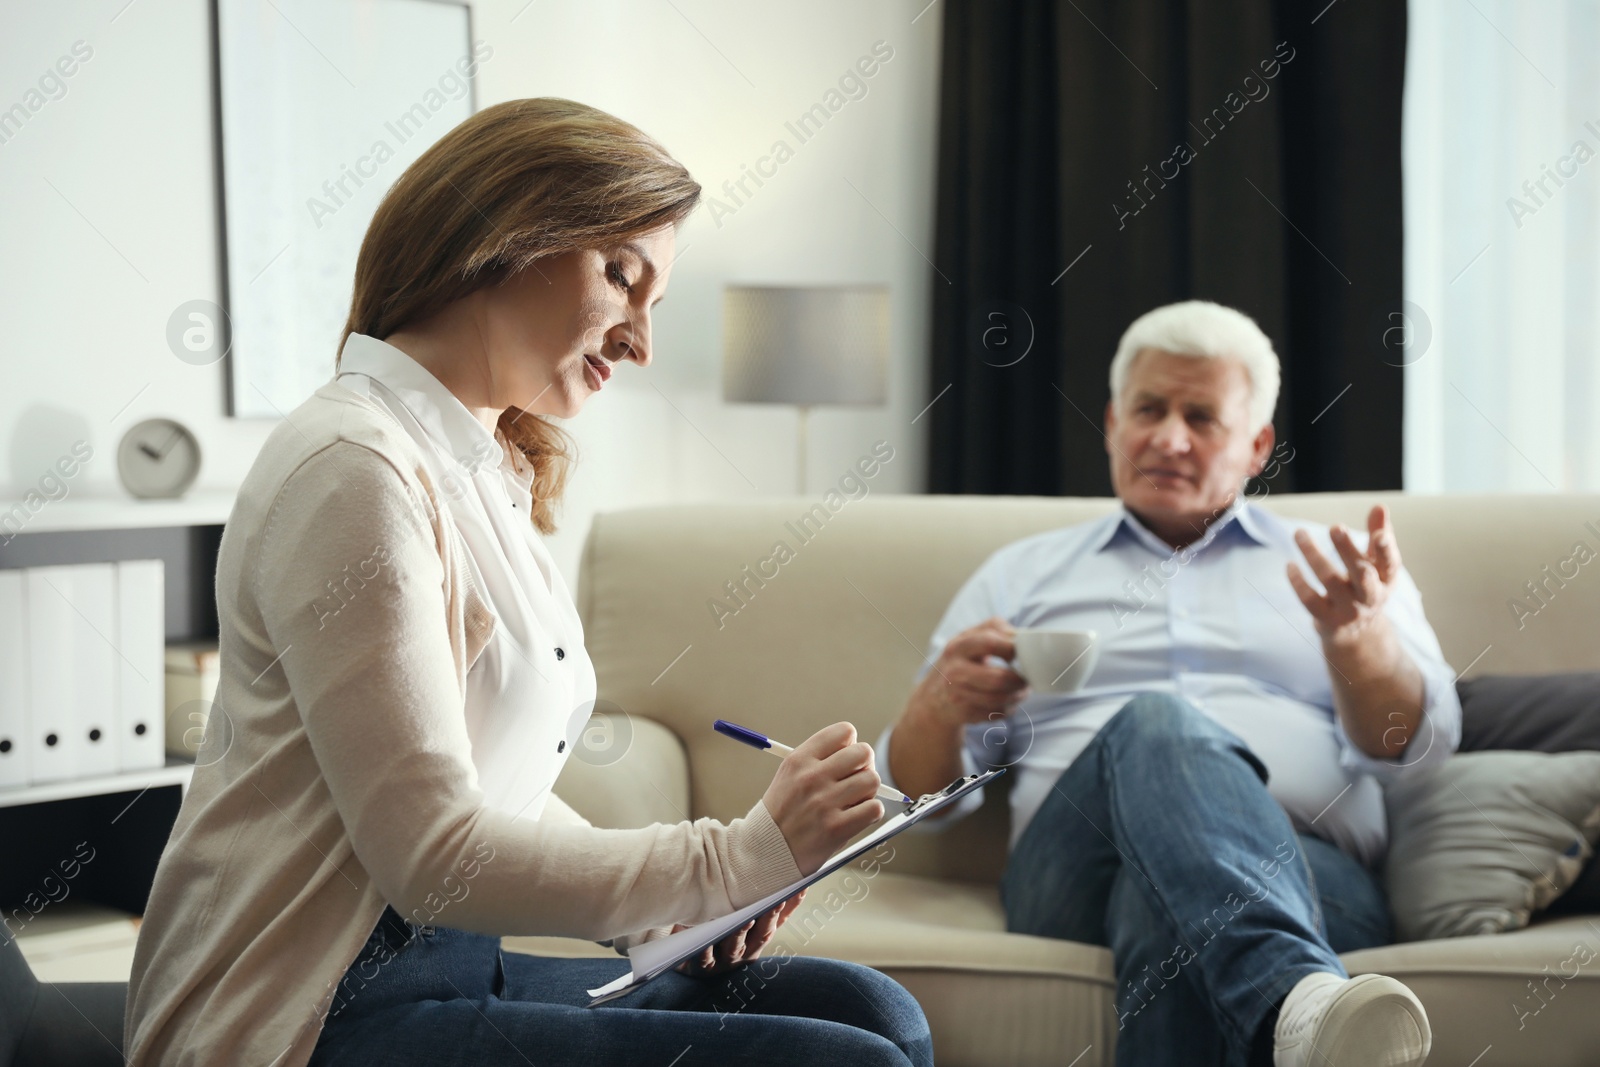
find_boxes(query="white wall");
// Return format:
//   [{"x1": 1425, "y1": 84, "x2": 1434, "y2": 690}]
[
  {"x1": 0, "y1": 0, "x2": 943, "y2": 587},
  {"x1": 0, "y1": 2, "x2": 273, "y2": 509}
]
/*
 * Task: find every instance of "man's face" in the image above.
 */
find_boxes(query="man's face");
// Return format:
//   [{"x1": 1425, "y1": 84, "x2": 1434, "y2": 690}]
[{"x1": 1105, "y1": 348, "x2": 1274, "y2": 542}]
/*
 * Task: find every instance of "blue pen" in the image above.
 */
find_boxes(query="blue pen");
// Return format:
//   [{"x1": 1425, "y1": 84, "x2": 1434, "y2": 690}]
[{"x1": 714, "y1": 719, "x2": 911, "y2": 803}]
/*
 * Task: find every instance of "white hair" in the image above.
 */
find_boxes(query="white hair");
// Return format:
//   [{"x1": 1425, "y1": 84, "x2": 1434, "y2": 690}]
[{"x1": 1108, "y1": 300, "x2": 1281, "y2": 431}]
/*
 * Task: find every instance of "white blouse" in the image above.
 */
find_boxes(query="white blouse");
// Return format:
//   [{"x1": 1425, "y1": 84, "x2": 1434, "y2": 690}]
[{"x1": 335, "y1": 332, "x2": 596, "y2": 823}]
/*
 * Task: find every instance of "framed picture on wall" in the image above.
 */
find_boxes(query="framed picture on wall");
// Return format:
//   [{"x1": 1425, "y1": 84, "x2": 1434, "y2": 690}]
[{"x1": 213, "y1": 0, "x2": 481, "y2": 417}]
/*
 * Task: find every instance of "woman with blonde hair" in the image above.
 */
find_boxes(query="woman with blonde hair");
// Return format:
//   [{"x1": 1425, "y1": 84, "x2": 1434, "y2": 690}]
[{"x1": 123, "y1": 97, "x2": 932, "y2": 1067}]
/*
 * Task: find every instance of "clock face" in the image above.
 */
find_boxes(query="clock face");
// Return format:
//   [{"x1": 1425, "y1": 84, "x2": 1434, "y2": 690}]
[{"x1": 117, "y1": 418, "x2": 201, "y2": 499}]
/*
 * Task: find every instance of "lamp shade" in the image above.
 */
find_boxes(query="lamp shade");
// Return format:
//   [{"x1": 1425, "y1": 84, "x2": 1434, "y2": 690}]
[{"x1": 722, "y1": 285, "x2": 889, "y2": 406}]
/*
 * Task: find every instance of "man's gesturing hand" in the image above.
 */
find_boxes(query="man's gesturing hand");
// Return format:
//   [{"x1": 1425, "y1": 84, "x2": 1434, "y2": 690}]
[
  {"x1": 1286, "y1": 505, "x2": 1429, "y2": 760},
  {"x1": 1287, "y1": 504, "x2": 1403, "y2": 645},
  {"x1": 911, "y1": 617, "x2": 1032, "y2": 729},
  {"x1": 762, "y1": 723, "x2": 885, "y2": 876}
]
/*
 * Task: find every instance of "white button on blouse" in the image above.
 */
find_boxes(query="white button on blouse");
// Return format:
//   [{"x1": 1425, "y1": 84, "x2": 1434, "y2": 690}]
[{"x1": 335, "y1": 333, "x2": 597, "y2": 823}]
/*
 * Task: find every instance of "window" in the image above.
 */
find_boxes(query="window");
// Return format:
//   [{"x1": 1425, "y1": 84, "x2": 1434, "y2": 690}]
[{"x1": 1404, "y1": 0, "x2": 1600, "y2": 491}]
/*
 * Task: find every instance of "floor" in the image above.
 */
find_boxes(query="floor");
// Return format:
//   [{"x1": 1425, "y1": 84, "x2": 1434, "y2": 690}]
[{"x1": 13, "y1": 900, "x2": 139, "y2": 983}]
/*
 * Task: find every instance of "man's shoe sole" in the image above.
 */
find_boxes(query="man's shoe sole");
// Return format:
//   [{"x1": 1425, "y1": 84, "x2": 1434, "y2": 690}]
[{"x1": 1288, "y1": 973, "x2": 1432, "y2": 1067}]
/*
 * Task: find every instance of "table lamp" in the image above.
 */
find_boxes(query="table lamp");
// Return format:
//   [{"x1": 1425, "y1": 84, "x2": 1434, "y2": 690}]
[{"x1": 722, "y1": 284, "x2": 890, "y2": 492}]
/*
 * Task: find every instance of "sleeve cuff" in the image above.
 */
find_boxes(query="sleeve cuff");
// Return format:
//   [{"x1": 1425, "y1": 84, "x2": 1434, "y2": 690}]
[
  {"x1": 725, "y1": 798, "x2": 805, "y2": 909},
  {"x1": 1337, "y1": 663, "x2": 1462, "y2": 777}
]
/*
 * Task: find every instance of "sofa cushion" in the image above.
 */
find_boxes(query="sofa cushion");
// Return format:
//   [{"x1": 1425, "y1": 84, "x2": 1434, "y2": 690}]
[
  {"x1": 553, "y1": 713, "x2": 691, "y2": 830},
  {"x1": 1383, "y1": 751, "x2": 1600, "y2": 941}
]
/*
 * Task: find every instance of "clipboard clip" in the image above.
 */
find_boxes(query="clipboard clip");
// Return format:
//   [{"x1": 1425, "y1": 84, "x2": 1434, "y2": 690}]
[{"x1": 904, "y1": 771, "x2": 994, "y2": 817}]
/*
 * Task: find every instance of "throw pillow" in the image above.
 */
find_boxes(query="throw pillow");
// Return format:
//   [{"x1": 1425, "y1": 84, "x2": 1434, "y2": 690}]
[
  {"x1": 1382, "y1": 750, "x2": 1600, "y2": 941},
  {"x1": 1457, "y1": 672, "x2": 1600, "y2": 753},
  {"x1": 1456, "y1": 672, "x2": 1600, "y2": 911}
]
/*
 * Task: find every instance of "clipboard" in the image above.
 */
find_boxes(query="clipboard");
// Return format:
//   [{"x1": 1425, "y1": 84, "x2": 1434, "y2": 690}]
[{"x1": 585, "y1": 768, "x2": 1005, "y2": 1006}]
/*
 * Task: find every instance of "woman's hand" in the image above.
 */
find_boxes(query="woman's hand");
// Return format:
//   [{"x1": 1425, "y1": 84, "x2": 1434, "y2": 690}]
[
  {"x1": 762, "y1": 722, "x2": 885, "y2": 876},
  {"x1": 674, "y1": 890, "x2": 808, "y2": 977}
]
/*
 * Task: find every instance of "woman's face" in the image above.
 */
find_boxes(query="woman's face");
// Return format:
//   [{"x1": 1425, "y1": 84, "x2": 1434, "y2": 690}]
[{"x1": 480, "y1": 226, "x2": 676, "y2": 419}]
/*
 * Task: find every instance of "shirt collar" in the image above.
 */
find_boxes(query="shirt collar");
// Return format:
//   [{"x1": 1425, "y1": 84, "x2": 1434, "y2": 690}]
[
  {"x1": 1092, "y1": 495, "x2": 1267, "y2": 555},
  {"x1": 337, "y1": 332, "x2": 508, "y2": 477},
  {"x1": 1231, "y1": 499, "x2": 1270, "y2": 545}
]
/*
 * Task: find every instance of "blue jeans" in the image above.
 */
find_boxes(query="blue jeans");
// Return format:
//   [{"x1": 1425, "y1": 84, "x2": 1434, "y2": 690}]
[
  {"x1": 308, "y1": 903, "x2": 933, "y2": 1067},
  {"x1": 1001, "y1": 694, "x2": 1393, "y2": 1067}
]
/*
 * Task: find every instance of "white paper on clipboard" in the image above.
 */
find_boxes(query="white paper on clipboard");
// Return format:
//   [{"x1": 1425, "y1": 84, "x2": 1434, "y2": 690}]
[{"x1": 584, "y1": 768, "x2": 1005, "y2": 1006}]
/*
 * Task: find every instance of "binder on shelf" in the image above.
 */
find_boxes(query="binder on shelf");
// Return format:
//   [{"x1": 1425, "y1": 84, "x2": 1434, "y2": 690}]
[
  {"x1": 115, "y1": 559, "x2": 166, "y2": 772},
  {"x1": 0, "y1": 570, "x2": 28, "y2": 788},
  {"x1": 26, "y1": 564, "x2": 119, "y2": 783},
  {"x1": 26, "y1": 565, "x2": 80, "y2": 784}
]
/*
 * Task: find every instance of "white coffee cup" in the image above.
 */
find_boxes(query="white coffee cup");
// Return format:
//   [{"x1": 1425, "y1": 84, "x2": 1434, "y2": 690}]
[{"x1": 1012, "y1": 629, "x2": 1099, "y2": 693}]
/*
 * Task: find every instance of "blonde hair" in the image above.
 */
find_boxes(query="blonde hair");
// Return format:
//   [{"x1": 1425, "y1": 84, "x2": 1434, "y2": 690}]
[
  {"x1": 1109, "y1": 300, "x2": 1281, "y2": 432},
  {"x1": 340, "y1": 97, "x2": 702, "y2": 532}
]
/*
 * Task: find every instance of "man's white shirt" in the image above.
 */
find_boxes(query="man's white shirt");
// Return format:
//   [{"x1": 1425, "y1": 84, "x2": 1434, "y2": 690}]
[{"x1": 876, "y1": 498, "x2": 1461, "y2": 867}]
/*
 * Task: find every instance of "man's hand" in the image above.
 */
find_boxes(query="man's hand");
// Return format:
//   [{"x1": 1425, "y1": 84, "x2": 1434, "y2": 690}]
[
  {"x1": 888, "y1": 617, "x2": 1029, "y2": 802},
  {"x1": 1286, "y1": 504, "x2": 1402, "y2": 647},
  {"x1": 1286, "y1": 504, "x2": 1425, "y2": 760},
  {"x1": 911, "y1": 617, "x2": 1032, "y2": 728},
  {"x1": 674, "y1": 890, "x2": 807, "y2": 977}
]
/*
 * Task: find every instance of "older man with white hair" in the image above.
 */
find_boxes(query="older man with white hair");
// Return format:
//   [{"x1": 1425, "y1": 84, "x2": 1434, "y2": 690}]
[{"x1": 880, "y1": 300, "x2": 1460, "y2": 1067}]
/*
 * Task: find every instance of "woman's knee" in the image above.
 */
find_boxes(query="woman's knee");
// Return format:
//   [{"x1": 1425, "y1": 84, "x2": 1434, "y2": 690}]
[{"x1": 763, "y1": 957, "x2": 930, "y2": 1056}]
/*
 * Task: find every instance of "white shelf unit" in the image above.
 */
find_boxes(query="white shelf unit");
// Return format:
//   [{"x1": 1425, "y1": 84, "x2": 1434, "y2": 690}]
[
  {"x1": 0, "y1": 497, "x2": 225, "y2": 810},
  {"x1": 0, "y1": 490, "x2": 236, "y2": 534},
  {"x1": 0, "y1": 755, "x2": 195, "y2": 810}
]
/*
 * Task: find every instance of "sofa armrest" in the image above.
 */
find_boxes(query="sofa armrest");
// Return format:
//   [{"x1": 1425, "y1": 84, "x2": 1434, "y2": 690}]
[{"x1": 552, "y1": 713, "x2": 691, "y2": 829}]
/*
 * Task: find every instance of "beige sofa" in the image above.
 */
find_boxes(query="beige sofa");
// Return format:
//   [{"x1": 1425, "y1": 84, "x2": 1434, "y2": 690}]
[{"x1": 508, "y1": 492, "x2": 1600, "y2": 1066}]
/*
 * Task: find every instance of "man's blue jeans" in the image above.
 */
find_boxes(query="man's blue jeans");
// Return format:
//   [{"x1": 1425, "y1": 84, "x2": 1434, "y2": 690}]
[
  {"x1": 1001, "y1": 694, "x2": 1393, "y2": 1067},
  {"x1": 308, "y1": 903, "x2": 933, "y2": 1067}
]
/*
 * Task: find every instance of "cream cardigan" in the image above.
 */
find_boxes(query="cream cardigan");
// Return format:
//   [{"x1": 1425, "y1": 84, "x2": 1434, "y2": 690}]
[{"x1": 123, "y1": 377, "x2": 802, "y2": 1067}]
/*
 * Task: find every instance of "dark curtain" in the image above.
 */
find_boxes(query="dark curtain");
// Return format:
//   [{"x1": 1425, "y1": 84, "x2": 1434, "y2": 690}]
[{"x1": 927, "y1": 0, "x2": 1407, "y2": 496}]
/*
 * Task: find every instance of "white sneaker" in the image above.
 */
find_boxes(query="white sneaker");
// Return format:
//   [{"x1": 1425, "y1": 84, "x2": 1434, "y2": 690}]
[{"x1": 1273, "y1": 971, "x2": 1431, "y2": 1067}]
